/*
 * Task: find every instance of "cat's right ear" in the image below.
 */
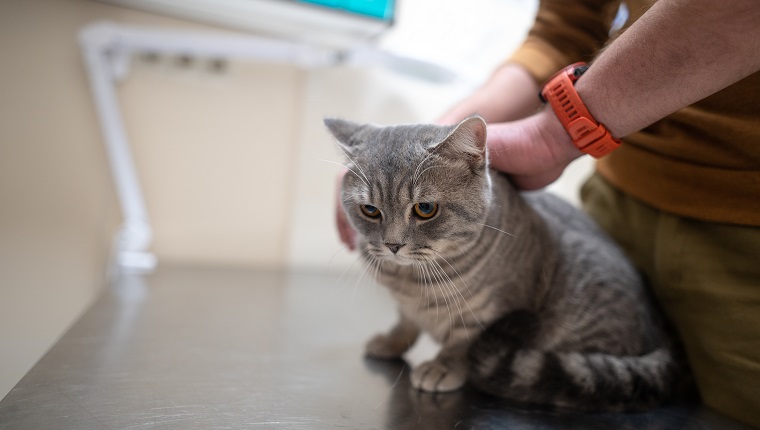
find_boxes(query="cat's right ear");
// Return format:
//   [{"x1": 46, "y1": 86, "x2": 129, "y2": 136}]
[
  {"x1": 429, "y1": 115, "x2": 488, "y2": 169},
  {"x1": 324, "y1": 118, "x2": 364, "y2": 153}
]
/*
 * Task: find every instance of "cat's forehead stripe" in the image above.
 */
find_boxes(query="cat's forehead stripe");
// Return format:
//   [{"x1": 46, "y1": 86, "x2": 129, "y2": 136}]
[{"x1": 375, "y1": 178, "x2": 386, "y2": 204}]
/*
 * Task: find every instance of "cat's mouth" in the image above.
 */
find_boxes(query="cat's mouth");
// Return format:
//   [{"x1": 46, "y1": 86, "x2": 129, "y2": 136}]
[
  {"x1": 367, "y1": 245, "x2": 436, "y2": 265},
  {"x1": 374, "y1": 251, "x2": 415, "y2": 265}
]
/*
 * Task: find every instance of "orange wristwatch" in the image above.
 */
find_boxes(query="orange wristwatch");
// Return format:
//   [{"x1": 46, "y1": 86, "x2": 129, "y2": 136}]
[{"x1": 539, "y1": 62, "x2": 621, "y2": 158}]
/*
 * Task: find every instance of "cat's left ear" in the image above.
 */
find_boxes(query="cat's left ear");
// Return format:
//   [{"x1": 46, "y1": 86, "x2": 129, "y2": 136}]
[
  {"x1": 430, "y1": 115, "x2": 487, "y2": 168},
  {"x1": 324, "y1": 118, "x2": 365, "y2": 154}
]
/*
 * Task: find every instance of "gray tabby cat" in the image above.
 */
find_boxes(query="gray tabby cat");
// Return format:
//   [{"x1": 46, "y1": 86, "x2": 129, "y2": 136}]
[{"x1": 326, "y1": 115, "x2": 680, "y2": 412}]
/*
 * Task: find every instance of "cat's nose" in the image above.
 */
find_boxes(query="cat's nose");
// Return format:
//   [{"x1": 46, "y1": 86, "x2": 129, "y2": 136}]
[{"x1": 384, "y1": 243, "x2": 405, "y2": 254}]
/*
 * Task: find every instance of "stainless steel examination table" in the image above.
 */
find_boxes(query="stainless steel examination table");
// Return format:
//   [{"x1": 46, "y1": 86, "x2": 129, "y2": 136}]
[{"x1": 0, "y1": 266, "x2": 753, "y2": 429}]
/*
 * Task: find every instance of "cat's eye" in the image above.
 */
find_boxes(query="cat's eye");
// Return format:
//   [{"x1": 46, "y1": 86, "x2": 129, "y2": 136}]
[
  {"x1": 360, "y1": 204, "x2": 381, "y2": 219},
  {"x1": 413, "y1": 202, "x2": 439, "y2": 219}
]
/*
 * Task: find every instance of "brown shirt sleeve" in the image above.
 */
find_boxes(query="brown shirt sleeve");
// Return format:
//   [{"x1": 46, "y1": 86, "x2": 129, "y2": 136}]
[{"x1": 509, "y1": 0, "x2": 622, "y2": 83}]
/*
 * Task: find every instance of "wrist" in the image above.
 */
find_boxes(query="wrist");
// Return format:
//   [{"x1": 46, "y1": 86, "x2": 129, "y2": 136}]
[
  {"x1": 540, "y1": 63, "x2": 621, "y2": 158},
  {"x1": 536, "y1": 107, "x2": 584, "y2": 164},
  {"x1": 573, "y1": 71, "x2": 627, "y2": 138}
]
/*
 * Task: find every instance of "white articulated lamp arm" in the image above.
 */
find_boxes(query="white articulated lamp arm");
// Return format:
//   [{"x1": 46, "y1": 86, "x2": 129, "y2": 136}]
[
  {"x1": 77, "y1": 22, "x2": 338, "y2": 274},
  {"x1": 79, "y1": 23, "x2": 155, "y2": 274}
]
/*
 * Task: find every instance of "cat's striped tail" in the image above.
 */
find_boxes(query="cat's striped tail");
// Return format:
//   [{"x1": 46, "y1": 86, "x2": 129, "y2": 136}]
[{"x1": 468, "y1": 311, "x2": 682, "y2": 412}]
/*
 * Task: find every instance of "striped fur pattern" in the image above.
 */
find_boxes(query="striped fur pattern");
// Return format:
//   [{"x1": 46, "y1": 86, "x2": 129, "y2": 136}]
[{"x1": 325, "y1": 115, "x2": 681, "y2": 412}]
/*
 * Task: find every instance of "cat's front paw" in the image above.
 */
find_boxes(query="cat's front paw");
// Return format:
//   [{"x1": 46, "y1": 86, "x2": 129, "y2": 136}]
[
  {"x1": 411, "y1": 360, "x2": 467, "y2": 392},
  {"x1": 365, "y1": 333, "x2": 412, "y2": 359}
]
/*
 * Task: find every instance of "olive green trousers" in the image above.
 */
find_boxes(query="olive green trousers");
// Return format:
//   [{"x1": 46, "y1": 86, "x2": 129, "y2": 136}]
[{"x1": 581, "y1": 173, "x2": 760, "y2": 428}]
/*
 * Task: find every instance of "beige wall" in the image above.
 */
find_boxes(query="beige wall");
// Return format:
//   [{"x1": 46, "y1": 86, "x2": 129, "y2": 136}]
[
  {"x1": 121, "y1": 57, "x2": 303, "y2": 267},
  {"x1": 1, "y1": 0, "x2": 113, "y2": 401}
]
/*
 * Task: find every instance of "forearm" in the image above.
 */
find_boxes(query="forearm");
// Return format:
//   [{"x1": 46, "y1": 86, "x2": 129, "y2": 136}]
[
  {"x1": 437, "y1": 63, "x2": 541, "y2": 125},
  {"x1": 577, "y1": 0, "x2": 760, "y2": 137}
]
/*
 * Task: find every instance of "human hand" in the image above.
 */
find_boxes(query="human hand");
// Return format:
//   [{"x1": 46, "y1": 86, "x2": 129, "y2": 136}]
[
  {"x1": 335, "y1": 169, "x2": 357, "y2": 251},
  {"x1": 487, "y1": 108, "x2": 583, "y2": 190}
]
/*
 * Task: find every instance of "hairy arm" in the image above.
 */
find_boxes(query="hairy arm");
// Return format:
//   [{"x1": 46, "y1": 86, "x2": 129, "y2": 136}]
[
  {"x1": 578, "y1": 0, "x2": 760, "y2": 137},
  {"x1": 489, "y1": 0, "x2": 760, "y2": 189}
]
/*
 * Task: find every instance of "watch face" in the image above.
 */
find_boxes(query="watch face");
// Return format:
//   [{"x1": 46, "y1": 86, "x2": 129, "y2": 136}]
[
  {"x1": 572, "y1": 64, "x2": 589, "y2": 79},
  {"x1": 540, "y1": 62, "x2": 588, "y2": 102}
]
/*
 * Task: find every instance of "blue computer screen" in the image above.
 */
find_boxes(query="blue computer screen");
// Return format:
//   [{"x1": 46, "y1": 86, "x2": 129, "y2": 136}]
[{"x1": 298, "y1": 0, "x2": 394, "y2": 21}]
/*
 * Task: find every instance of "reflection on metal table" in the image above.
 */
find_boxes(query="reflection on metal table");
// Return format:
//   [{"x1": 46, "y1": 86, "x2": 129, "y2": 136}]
[{"x1": 0, "y1": 266, "x2": 752, "y2": 429}]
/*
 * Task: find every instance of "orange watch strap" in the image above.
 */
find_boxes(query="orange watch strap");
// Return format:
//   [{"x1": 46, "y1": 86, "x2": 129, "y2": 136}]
[{"x1": 540, "y1": 63, "x2": 621, "y2": 158}]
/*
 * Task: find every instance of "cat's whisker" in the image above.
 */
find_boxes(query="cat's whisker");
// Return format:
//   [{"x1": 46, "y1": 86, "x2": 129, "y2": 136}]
[
  {"x1": 317, "y1": 158, "x2": 371, "y2": 188},
  {"x1": 415, "y1": 165, "x2": 447, "y2": 184},
  {"x1": 326, "y1": 245, "x2": 352, "y2": 272},
  {"x1": 487, "y1": 144, "x2": 513, "y2": 159},
  {"x1": 331, "y1": 253, "x2": 363, "y2": 300},
  {"x1": 420, "y1": 260, "x2": 440, "y2": 326},
  {"x1": 332, "y1": 251, "x2": 375, "y2": 308},
  {"x1": 426, "y1": 259, "x2": 455, "y2": 337},
  {"x1": 342, "y1": 190, "x2": 369, "y2": 205},
  {"x1": 421, "y1": 265, "x2": 440, "y2": 325},
  {"x1": 330, "y1": 139, "x2": 372, "y2": 186},
  {"x1": 372, "y1": 255, "x2": 384, "y2": 287},
  {"x1": 420, "y1": 262, "x2": 436, "y2": 319},
  {"x1": 412, "y1": 152, "x2": 437, "y2": 187},
  {"x1": 359, "y1": 250, "x2": 386, "y2": 292},
  {"x1": 415, "y1": 262, "x2": 429, "y2": 310},
  {"x1": 414, "y1": 263, "x2": 424, "y2": 307},
  {"x1": 429, "y1": 249, "x2": 485, "y2": 331},
  {"x1": 434, "y1": 260, "x2": 475, "y2": 341},
  {"x1": 350, "y1": 254, "x2": 374, "y2": 302},
  {"x1": 479, "y1": 223, "x2": 516, "y2": 238},
  {"x1": 428, "y1": 259, "x2": 468, "y2": 341}
]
